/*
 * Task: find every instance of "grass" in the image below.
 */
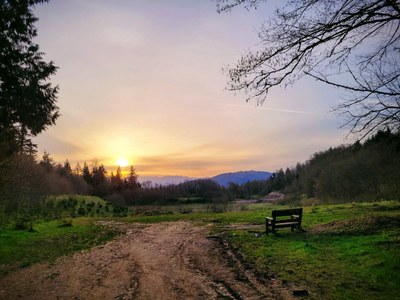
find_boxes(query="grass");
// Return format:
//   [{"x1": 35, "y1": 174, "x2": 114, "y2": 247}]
[
  {"x1": 0, "y1": 218, "x2": 118, "y2": 276},
  {"x1": 227, "y1": 229, "x2": 399, "y2": 299},
  {"x1": 124, "y1": 200, "x2": 400, "y2": 299},
  {"x1": 221, "y1": 201, "x2": 400, "y2": 300},
  {"x1": 126, "y1": 200, "x2": 399, "y2": 224},
  {"x1": 1, "y1": 198, "x2": 399, "y2": 299}
]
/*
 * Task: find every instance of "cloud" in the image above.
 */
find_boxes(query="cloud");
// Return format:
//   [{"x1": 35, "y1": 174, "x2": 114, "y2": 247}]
[
  {"x1": 220, "y1": 103, "x2": 318, "y2": 115},
  {"x1": 33, "y1": 134, "x2": 83, "y2": 159},
  {"x1": 32, "y1": 1, "x2": 346, "y2": 178}
]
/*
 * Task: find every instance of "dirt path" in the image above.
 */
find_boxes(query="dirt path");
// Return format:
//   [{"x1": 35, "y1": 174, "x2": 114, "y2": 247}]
[{"x1": 0, "y1": 221, "x2": 294, "y2": 300}]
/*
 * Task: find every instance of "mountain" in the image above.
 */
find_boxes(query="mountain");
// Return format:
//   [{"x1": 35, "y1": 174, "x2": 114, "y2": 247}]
[
  {"x1": 210, "y1": 170, "x2": 272, "y2": 187},
  {"x1": 138, "y1": 171, "x2": 272, "y2": 187},
  {"x1": 138, "y1": 175, "x2": 194, "y2": 186}
]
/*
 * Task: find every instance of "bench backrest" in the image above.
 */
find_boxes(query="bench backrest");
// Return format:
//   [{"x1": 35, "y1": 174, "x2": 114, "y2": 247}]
[{"x1": 271, "y1": 208, "x2": 303, "y2": 220}]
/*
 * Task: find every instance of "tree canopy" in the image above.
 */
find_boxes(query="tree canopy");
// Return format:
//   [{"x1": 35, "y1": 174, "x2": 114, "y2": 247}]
[
  {"x1": 0, "y1": 0, "x2": 58, "y2": 158},
  {"x1": 217, "y1": 0, "x2": 400, "y2": 139}
]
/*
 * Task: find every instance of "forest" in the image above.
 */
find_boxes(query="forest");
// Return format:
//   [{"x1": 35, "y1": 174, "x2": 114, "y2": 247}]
[
  {"x1": 261, "y1": 129, "x2": 400, "y2": 203},
  {"x1": 1, "y1": 129, "x2": 399, "y2": 227}
]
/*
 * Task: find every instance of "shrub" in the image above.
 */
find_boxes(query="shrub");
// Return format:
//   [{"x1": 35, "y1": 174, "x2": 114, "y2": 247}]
[
  {"x1": 58, "y1": 211, "x2": 72, "y2": 227},
  {"x1": 14, "y1": 213, "x2": 33, "y2": 231}
]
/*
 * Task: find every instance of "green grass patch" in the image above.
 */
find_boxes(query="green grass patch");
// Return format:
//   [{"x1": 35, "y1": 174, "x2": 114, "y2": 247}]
[
  {"x1": 228, "y1": 230, "x2": 399, "y2": 299},
  {"x1": 0, "y1": 218, "x2": 118, "y2": 277},
  {"x1": 222, "y1": 201, "x2": 400, "y2": 300},
  {"x1": 2, "y1": 198, "x2": 399, "y2": 299},
  {"x1": 124, "y1": 200, "x2": 400, "y2": 299},
  {"x1": 125, "y1": 201, "x2": 400, "y2": 225}
]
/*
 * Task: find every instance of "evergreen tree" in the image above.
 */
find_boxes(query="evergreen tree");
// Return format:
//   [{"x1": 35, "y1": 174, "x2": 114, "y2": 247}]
[
  {"x1": 0, "y1": 0, "x2": 59, "y2": 158},
  {"x1": 92, "y1": 164, "x2": 108, "y2": 196},
  {"x1": 39, "y1": 151, "x2": 54, "y2": 172},
  {"x1": 126, "y1": 166, "x2": 139, "y2": 189},
  {"x1": 56, "y1": 159, "x2": 72, "y2": 177},
  {"x1": 82, "y1": 162, "x2": 92, "y2": 186},
  {"x1": 74, "y1": 162, "x2": 82, "y2": 176},
  {"x1": 111, "y1": 166, "x2": 123, "y2": 192}
]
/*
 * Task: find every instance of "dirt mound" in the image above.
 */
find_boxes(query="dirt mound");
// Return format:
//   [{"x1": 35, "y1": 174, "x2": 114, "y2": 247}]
[
  {"x1": 309, "y1": 215, "x2": 400, "y2": 235},
  {"x1": 0, "y1": 222, "x2": 294, "y2": 300}
]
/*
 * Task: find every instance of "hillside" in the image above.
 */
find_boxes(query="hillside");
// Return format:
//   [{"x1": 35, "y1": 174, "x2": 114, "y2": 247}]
[
  {"x1": 270, "y1": 130, "x2": 400, "y2": 203},
  {"x1": 138, "y1": 171, "x2": 272, "y2": 187},
  {"x1": 210, "y1": 170, "x2": 272, "y2": 187},
  {"x1": 138, "y1": 176, "x2": 194, "y2": 186}
]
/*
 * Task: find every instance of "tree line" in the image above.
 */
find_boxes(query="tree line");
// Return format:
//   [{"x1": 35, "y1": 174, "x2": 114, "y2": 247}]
[
  {"x1": 145, "y1": 129, "x2": 400, "y2": 205},
  {"x1": 288, "y1": 130, "x2": 400, "y2": 202},
  {"x1": 229, "y1": 130, "x2": 400, "y2": 203},
  {"x1": 1, "y1": 129, "x2": 399, "y2": 227},
  {"x1": 105, "y1": 130, "x2": 400, "y2": 206}
]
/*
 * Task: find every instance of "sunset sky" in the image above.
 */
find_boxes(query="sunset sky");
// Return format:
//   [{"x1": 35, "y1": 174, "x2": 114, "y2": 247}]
[{"x1": 32, "y1": 0, "x2": 347, "y2": 178}]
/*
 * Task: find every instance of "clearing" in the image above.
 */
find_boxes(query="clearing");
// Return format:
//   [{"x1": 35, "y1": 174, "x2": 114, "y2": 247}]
[{"x1": 0, "y1": 221, "x2": 294, "y2": 300}]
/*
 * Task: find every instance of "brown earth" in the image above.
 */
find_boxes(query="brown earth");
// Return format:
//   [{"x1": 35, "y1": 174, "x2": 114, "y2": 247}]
[{"x1": 0, "y1": 221, "x2": 295, "y2": 300}]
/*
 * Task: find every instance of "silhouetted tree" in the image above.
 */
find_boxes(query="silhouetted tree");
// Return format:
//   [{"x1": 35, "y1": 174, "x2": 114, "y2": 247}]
[
  {"x1": 218, "y1": 0, "x2": 400, "y2": 139},
  {"x1": 125, "y1": 166, "x2": 139, "y2": 189},
  {"x1": 92, "y1": 164, "x2": 108, "y2": 196},
  {"x1": 74, "y1": 162, "x2": 82, "y2": 176},
  {"x1": 63, "y1": 160, "x2": 72, "y2": 176},
  {"x1": 55, "y1": 159, "x2": 73, "y2": 177},
  {"x1": 110, "y1": 166, "x2": 123, "y2": 192},
  {"x1": 82, "y1": 162, "x2": 92, "y2": 186},
  {"x1": 39, "y1": 151, "x2": 54, "y2": 172},
  {"x1": 0, "y1": 0, "x2": 59, "y2": 158},
  {"x1": 228, "y1": 182, "x2": 240, "y2": 197}
]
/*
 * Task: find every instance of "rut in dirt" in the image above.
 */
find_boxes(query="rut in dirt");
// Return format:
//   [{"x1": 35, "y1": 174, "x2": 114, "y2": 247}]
[{"x1": 0, "y1": 221, "x2": 293, "y2": 300}]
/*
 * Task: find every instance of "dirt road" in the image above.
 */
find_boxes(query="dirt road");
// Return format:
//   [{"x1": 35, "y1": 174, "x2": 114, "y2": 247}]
[{"x1": 0, "y1": 221, "x2": 293, "y2": 299}]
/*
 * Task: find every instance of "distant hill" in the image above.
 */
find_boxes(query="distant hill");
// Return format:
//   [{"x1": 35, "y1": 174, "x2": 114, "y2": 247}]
[
  {"x1": 138, "y1": 171, "x2": 272, "y2": 187},
  {"x1": 138, "y1": 175, "x2": 194, "y2": 186},
  {"x1": 210, "y1": 170, "x2": 272, "y2": 187}
]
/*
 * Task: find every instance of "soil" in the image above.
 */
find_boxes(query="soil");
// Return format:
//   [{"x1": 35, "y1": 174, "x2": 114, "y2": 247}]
[{"x1": 0, "y1": 221, "x2": 295, "y2": 300}]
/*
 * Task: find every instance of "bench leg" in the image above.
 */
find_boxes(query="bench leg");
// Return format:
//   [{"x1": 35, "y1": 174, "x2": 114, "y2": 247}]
[{"x1": 292, "y1": 223, "x2": 301, "y2": 232}]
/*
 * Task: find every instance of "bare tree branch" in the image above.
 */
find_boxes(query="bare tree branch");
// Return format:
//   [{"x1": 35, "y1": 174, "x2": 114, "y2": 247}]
[{"x1": 218, "y1": 0, "x2": 400, "y2": 139}]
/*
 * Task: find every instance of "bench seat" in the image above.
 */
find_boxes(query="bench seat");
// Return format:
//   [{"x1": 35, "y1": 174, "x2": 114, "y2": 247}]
[{"x1": 266, "y1": 208, "x2": 303, "y2": 235}]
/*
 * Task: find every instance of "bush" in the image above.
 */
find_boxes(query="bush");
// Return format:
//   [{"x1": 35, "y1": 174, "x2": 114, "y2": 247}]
[
  {"x1": 58, "y1": 211, "x2": 72, "y2": 227},
  {"x1": 77, "y1": 207, "x2": 86, "y2": 216},
  {"x1": 14, "y1": 214, "x2": 33, "y2": 231}
]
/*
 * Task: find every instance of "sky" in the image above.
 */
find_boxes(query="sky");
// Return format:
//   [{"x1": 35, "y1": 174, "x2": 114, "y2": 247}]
[{"x1": 32, "y1": 0, "x2": 347, "y2": 178}]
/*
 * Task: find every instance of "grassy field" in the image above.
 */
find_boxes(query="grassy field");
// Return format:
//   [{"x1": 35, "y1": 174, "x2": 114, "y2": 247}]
[
  {"x1": 0, "y1": 218, "x2": 118, "y2": 276},
  {"x1": 224, "y1": 202, "x2": 400, "y2": 299},
  {"x1": 124, "y1": 201, "x2": 400, "y2": 299},
  {"x1": 1, "y1": 199, "x2": 399, "y2": 299}
]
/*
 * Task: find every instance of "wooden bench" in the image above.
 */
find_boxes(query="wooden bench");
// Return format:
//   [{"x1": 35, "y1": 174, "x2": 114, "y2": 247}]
[{"x1": 266, "y1": 208, "x2": 303, "y2": 235}]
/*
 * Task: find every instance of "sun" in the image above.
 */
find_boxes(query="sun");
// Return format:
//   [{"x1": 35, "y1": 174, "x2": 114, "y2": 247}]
[{"x1": 116, "y1": 157, "x2": 129, "y2": 167}]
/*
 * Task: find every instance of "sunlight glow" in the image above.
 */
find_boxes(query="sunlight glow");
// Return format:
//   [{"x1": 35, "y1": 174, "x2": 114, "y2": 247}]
[
  {"x1": 32, "y1": 2, "x2": 345, "y2": 178},
  {"x1": 116, "y1": 157, "x2": 129, "y2": 167}
]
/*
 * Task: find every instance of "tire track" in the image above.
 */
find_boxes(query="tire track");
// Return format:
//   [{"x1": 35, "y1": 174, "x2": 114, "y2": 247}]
[{"x1": 0, "y1": 221, "x2": 294, "y2": 300}]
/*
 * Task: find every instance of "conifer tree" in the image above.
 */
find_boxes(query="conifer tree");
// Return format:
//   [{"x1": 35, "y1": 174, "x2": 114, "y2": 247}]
[{"x1": 0, "y1": 0, "x2": 59, "y2": 157}]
